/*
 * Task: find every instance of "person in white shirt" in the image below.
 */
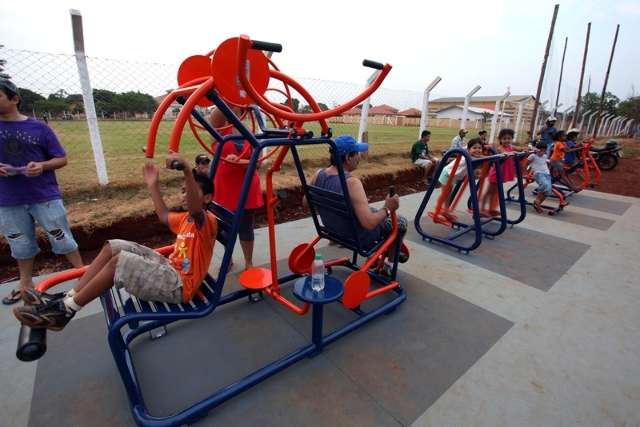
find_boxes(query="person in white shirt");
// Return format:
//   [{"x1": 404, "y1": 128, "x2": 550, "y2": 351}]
[
  {"x1": 450, "y1": 129, "x2": 468, "y2": 150},
  {"x1": 526, "y1": 142, "x2": 552, "y2": 213}
]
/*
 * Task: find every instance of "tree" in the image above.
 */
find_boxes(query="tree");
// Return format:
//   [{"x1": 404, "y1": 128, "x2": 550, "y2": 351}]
[
  {"x1": 93, "y1": 89, "x2": 118, "y2": 116},
  {"x1": 281, "y1": 97, "x2": 300, "y2": 112},
  {"x1": 17, "y1": 88, "x2": 45, "y2": 113},
  {"x1": 481, "y1": 111, "x2": 491, "y2": 125},
  {"x1": 299, "y1": 102, "x2": 330, "y2": 113},
  {"x1": 618, "y1": 96, "x2": 640, "y2": 122},
  {"x1": 65, "y1": 93, "x2": 84, "y2": 114},
  {"x1": 0, "y1": 45, "x2": 10, "y2": 79},
  {"x1": 113, "y1": 91, "x2": 157, "y2": 114},
  {"x1": 581, "y1": 91, "x2": 619, "y2": 116}
]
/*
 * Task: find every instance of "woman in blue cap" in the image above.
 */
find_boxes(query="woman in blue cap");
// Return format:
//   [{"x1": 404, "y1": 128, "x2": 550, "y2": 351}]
[{"x1": 306, "y1": 135, "x2": 408, "y2": 275}]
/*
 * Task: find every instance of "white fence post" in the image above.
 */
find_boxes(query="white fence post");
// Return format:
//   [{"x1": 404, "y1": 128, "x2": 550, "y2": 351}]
[
  {"x1": 419, "y1": 76, "x2": 442, "y2": 137},
  {"x1": 70, "y1": 9, "x2": 108, "y2": 185},
  {"x1": 357, "y1": 70, "x2": 380, "y2": 143},
  {"x1": 560, "y1": 105, "x2": 574, "y2": 130},
  {"x1": 461, "y1": 85, "x2": 481, "y2": 131},
  {"x1": 489, "y1": 89, "x2": 510, "y2": 145},
  {"x1": 513, "y1": 101, "x2": 525, "y2": 142}
]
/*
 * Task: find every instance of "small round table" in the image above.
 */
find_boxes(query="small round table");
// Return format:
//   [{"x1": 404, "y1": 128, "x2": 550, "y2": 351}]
[{"x1": 293, "y1": 276, "x2": 344, "y2": 353}]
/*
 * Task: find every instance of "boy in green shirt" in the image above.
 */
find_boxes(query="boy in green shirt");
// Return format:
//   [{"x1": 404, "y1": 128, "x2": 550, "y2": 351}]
[{"x1": 411, "y1": 130, "x2": 439, "y2": 181}]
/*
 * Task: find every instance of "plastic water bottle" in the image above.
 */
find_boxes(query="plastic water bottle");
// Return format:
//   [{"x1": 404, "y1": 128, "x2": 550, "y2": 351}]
[{"x1": 311, "y1": 253, "x2": 325, "y2": 292}]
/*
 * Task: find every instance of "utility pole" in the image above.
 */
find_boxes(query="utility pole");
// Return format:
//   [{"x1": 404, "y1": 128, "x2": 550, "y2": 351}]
[
  {"x1": 572, "y1": 23, "x2": 591, "y2": 127},
  {"x1": 529, "y1": 4, "x2": 560, "y2": 138},
  {"x1": 554, "y1": 36, "x2": 568, "y2": 115},
  {"x1": 593, "y1": 24, "x2": 620, "y2": 138}
]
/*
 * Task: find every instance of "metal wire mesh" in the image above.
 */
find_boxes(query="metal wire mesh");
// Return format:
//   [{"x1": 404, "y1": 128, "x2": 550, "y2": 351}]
[{"x1": 2, "y1": 46, "x2": 476, "y2": 191}]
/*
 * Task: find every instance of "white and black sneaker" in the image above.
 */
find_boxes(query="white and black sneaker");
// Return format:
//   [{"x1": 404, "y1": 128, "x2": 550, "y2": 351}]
[{"x1": 13, "y1": 299, "x2": 76, "y2": 331}]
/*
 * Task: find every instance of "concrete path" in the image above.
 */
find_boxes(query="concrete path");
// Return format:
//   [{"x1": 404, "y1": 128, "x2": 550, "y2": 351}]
[{"x1": 0, "y1": 188, "x2": 638, "y2": 427}]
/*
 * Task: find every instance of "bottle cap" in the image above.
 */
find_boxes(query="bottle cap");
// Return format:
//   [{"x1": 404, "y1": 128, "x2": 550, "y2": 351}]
[{"x1": 315, "y1": 253, "x2": 322, "y2": 260}]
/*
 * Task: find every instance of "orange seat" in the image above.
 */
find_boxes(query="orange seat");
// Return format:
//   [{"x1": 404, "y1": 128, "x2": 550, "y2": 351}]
[{"x1": 239, "y1": 267, "x2": 272, "y2": 290}]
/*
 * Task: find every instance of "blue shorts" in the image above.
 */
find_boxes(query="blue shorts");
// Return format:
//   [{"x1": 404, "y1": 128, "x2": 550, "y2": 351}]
[
  {"x1": 534, "y1": 173, "x2": 552, "y2": 195},
  {"x1": 0, "y1": 199, "x2": 78, "y2": 259}
]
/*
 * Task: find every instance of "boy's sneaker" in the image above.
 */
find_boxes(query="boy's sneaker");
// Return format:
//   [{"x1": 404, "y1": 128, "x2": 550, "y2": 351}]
[
  {"x1": 21, "y1": 288, "x2": 67, "y2": 306},
  {"x1": 13, "y1": 300, "x2": 76, "y2": 331}
]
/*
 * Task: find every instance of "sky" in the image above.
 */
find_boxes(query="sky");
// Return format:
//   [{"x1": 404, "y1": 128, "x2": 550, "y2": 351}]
[{"x1": 1, "y1": 0, "x2": 639, "y2": 109}]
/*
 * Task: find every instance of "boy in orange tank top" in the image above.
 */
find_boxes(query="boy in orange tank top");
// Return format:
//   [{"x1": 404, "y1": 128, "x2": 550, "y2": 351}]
[{"x1": 13, "y1": 153, "x2": 218, "y2": 331}]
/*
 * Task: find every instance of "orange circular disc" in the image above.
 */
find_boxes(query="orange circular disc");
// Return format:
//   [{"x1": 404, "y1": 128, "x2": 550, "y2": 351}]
[
  {"x1": 288, "y1": 243, "x2": 315, "y2": 274},
  {"x1": 239, "y1": 267, "x2": 272, "y2": 290},
  {"x1": 342, "y1": 271, "x2": 370, "y2": 309},
  {"x1": 177, "y1": 55, "x2": 214, "y2": 107},
  {"x1": 211, "y1": 37, "x2": 270, "y2": 107}
]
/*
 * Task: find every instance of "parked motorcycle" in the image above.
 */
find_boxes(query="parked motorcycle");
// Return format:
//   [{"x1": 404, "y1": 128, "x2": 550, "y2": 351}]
[{"x1": 590, "y1": 140, "x2": 623, "y2": 171}]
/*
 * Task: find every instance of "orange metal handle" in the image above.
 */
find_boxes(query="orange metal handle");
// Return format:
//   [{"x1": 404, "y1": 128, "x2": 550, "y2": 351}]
[{"x1": 236, "y1": 35, "x2": 391, "y2": 125}]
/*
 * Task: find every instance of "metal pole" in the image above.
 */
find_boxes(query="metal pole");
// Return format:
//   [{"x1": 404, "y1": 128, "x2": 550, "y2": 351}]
[
  {"x1": 586, "y1": 111, "x2": 598, "y2": 135},
  {"x1": 419, "y1": 76, "x2": 442, "y2": 137},
  {"x1": 573, "y1": 23, "x2": 591, "y2": 127},
  {"x1": 554, "y1": 36, "x2": 568, "y2": 115},
  {"x1": 357, "y1": 70, "x2": 379, "y2": 142},
  {"x1": 560, "y1": 105, "x2": 574, "y2": 129},
  {"x1": 489, "y1": 89, "x2": 510, "y2": 144},
  {"x1": 578, "y1": 110, "x2": 593, "y2": 132},
  {"x1": 593, "y1": 24, "x2": 620, "y2": 138},
  {"x1": 529, "y1": 4, "x2": 560, "y2": 137},
  {"x1": 534, "y1": 100, "x2": 549, "y2": 132},
  {"x1": 461, "y1": 85, "x2": 481, "y2": 131},
  {"x1": 70, "y1": 9, "x2": 108, "y2": 185},
  {"x1": 514, "y1": 101, "x2": 526, "y2": 142}
]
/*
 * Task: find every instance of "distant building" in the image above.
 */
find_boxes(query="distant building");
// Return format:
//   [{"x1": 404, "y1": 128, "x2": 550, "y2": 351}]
[
  {"x1": 430, "y1": 95, "x2": 535, "y2": 126},
  {"x1": 154, "y1": 93, "x2": 181, "y2": 119},
  {"x1": 397, "y1": 108, "x2": 422, "y2": 126},
  {"x1": 435, "y1": 105, "x2": 512, "y2": 121}
]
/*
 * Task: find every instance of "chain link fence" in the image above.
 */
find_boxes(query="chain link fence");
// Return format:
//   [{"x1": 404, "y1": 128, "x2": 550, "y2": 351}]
[{"x1": 1, "y1": 46, "x2": 490, "y2": 192}]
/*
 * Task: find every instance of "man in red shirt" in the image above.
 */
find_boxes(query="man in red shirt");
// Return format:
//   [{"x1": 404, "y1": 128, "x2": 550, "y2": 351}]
[{"x1": 13, "y1": 154, "x2": 217, "y2": 331}]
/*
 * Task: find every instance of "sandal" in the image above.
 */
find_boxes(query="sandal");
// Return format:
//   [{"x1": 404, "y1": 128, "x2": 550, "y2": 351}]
[
  {"x1": 533, "y1": 201, "x2": 543, "y2": 214},
  {"x1": 2, "y1": 288, "x2": 22, "y2": 305}
]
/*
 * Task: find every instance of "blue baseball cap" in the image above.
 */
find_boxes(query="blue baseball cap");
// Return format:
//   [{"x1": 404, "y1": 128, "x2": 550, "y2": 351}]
[{"x1": 333, "y1": 135, "x2": 368, "y2": 155}]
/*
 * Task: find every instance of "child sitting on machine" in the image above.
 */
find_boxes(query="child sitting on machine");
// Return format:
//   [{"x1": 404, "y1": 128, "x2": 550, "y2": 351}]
[
  {"x1": 436, "y1": 138, "x2": 484, "y2": 223},
  {"x1": 481, "y1": 128, "x2": 517, "y2": 217},
  {"x1": 13, "y1": 154, "x2": 217, "y2": 331},
  {"x1": 527, "y1": 141, "x2": 554, "y2": 213},
  {"x1": 549, "y1": 130, "x2": 581, "y2": 193}
]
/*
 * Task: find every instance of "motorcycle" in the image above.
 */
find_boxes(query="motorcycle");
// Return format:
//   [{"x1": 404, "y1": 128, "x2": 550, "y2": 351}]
[{"x1": 590, "y1": 140, "x2": 623, "y2": 171}]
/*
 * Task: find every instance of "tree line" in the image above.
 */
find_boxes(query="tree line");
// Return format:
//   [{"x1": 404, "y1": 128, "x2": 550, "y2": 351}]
[{"x1": 17, "y1": 87, "x2": 157, "y2": 118}]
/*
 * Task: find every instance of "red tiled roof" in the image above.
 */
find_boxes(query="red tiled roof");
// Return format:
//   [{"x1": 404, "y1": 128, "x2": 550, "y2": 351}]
[
  {"x1": 343, "y1": 107, "x2": 362, "y2": 116},
  {"x1": 368, "y1": 104, "x2": 398, "y2": 115},
  {"x1": 398, "y1": 108, "x2": 421, "y2": 117}
]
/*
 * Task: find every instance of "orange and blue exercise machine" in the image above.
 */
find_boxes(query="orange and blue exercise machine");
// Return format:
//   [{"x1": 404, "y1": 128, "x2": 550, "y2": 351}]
[
  {"x1": 414, "y1": 149, "x2": 529, "y2": 253},
  {"x1": 25, "y1": 35, "x2": 405, "y2": 427}
]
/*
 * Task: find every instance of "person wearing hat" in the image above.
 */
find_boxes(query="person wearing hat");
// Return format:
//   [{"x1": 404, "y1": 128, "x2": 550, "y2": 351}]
[
  {"x1": 564, "y1": 128, "x2": 583, "y2": 167},
  {"x1": 306, "y1": 135, "x2": 407, "y2": 275},
  {"x1": 0, "y1": 79, "x2": 83, "y2": 304},
  {"x1": 193, "y1": 154, "x2": 211, "y2": 177},
  {"x1": 450, "y1": 129, "x2": 468, "y2": 151}
]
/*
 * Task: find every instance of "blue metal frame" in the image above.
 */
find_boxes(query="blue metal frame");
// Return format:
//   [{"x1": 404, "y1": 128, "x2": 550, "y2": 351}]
[
  {"x1": 101, "y1": 90, "x2": 406, "y2": 427},
  {"x1": 413, "y1": 149, "x2": 523, "y2": 254}
]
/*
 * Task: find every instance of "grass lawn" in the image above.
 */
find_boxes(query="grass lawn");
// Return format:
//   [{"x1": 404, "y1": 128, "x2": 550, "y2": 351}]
[{"x1": 49, "y1": 120, "x2": 468, "y2": 193}]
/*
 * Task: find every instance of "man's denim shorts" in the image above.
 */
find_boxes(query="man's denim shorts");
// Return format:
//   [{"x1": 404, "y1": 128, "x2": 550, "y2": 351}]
[{"x1": 0, "y1": 199, "x2": 78, "y2": 259}]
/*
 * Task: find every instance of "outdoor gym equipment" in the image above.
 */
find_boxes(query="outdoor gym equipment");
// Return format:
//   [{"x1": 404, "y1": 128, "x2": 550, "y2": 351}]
[
  {"x1": 413, "y1": 149, "x2": 528, "y2": 253},
  {"x1": 505, "y1": 156, "x2": 568, "y2": 216},
  {"x1": 24, "y1": 35, "x2": 404, "y2": 427}
]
